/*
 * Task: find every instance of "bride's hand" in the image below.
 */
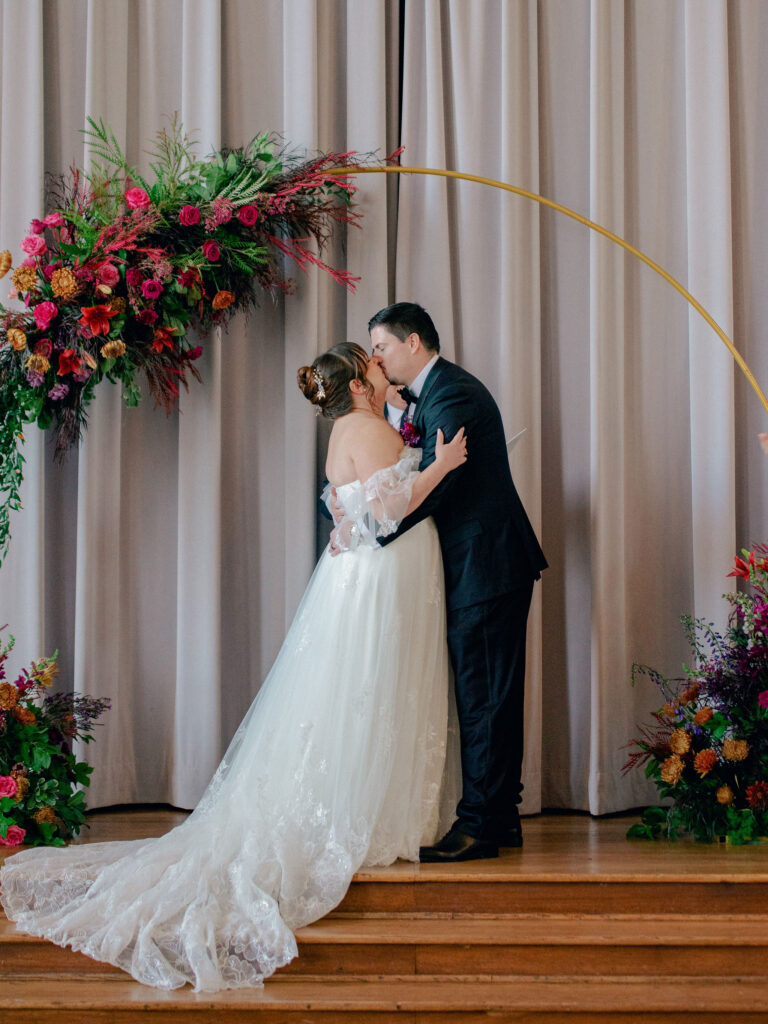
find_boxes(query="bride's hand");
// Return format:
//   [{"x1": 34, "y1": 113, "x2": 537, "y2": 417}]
[{"x1": 434, "y1": 426, "x2": 467, "y2": 472}]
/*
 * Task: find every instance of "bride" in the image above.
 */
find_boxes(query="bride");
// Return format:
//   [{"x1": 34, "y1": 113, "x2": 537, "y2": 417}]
[{"x1": 0, "y1": 341, "x2": 465, "y2": 991}]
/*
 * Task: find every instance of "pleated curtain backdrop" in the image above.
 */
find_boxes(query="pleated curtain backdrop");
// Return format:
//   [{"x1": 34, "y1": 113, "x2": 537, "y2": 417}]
[{"x1": 0, "y1": 0, "x2": 766, "y2": 816}]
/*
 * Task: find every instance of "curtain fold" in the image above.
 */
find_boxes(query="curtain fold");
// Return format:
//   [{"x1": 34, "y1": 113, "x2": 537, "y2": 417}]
[{"x1": 0, "y1": 0, "x2": 765, "y2": 816}]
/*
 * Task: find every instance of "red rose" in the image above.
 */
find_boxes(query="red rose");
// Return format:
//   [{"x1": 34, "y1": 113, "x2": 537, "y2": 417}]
[
  {"x1": 57, "y1": 348, "x2": 85, "y2": 376},
  {"x1": 29, "y1": 219, "x2": 47, "y2": 235},
  {"x1": 136, "y1": 309, "x2": 158, "y2": 326},
  {"x1": 0, "y1": 825, "x2": 26, "y2": 846},
  {"x1": 178, "y1": 205, "x2": 201, "y2": 226},
  {"x1": 125, "y1": 267, "x2": 144, "y2": 287},
  {"x1": 141, "y1": 279, "x2": 163, "y2": 301},
  {"x1": 97, "y1": 263, "x2": 120, "y2": 288},
  {"x1": 202, "y1": 240, "x2": 220, "y2": 262},
  {"x1": 237, "y1": 204, "x2": 259, "y2": 227},
  {"x1": 125, "y1": 187, "x2": 151, "y2": 210},
  {"x1": 78, "y1": 304, "x2": 118, "y2": 337},
  {"x1": 35, "y1": 338, "x2": 53, "y2": 358},
  {"x1": 177, "y1": 268, "x2": 199, "y2": 290},
  {"x1": 34, "y1": 301, "x2": 58, "y2": 331}
]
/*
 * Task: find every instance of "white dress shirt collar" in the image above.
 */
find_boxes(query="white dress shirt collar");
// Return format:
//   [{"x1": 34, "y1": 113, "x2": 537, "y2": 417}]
[{"x1": 407, "y1": 353, "x2": 439, "y2": 398}]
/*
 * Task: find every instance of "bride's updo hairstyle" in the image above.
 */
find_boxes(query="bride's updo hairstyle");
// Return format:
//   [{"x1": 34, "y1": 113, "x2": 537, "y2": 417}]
[{"x1": 297, "y1": 342, "x2": 374, "y2": 419}]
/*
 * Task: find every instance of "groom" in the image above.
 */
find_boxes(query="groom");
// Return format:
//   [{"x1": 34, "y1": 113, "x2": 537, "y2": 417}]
[{"x1": 369, "y1": 302, "x2": 547, "y2": 862}]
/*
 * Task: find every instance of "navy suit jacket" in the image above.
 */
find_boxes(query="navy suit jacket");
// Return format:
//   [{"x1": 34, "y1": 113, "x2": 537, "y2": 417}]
[{"x1": 380, "y1": 357, "x2": 547, "y2": 612}]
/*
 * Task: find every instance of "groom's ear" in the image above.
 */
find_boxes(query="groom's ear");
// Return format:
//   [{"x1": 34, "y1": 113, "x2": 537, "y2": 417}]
[{"x1": 407, "y1": 332, "x2": 422, "y2": 353}]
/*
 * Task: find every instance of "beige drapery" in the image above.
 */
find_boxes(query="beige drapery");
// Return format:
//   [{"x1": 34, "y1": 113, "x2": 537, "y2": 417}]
[{"x1": 1, "y1": 0, "x2": 766, "y2": 815}]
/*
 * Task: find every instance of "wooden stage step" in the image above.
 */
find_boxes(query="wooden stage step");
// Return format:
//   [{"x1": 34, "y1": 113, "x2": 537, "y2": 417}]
[{"x1": 2, "y1": 809, "x2": 768, "y2": 1021}]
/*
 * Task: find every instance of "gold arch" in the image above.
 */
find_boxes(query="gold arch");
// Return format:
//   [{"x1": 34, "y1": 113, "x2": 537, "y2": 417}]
[{"x1": 328, "y1": 164, "x2": 768, "y2": 417}]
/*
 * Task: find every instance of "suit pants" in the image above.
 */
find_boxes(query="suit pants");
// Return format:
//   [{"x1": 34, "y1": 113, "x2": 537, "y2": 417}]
[{"x1": 446, "y1": 579, "x2": 534, "y2": 841}]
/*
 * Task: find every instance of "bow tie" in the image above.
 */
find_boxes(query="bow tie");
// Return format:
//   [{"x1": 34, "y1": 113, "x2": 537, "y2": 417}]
[{"x1": 398, "y1": 386, "x2": 418, "y2": 407}]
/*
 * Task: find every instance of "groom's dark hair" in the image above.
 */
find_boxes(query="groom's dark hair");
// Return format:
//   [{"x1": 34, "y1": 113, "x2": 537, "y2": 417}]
[{"x1": 368, "y1": 302, "x2": 440, "y2": 353}]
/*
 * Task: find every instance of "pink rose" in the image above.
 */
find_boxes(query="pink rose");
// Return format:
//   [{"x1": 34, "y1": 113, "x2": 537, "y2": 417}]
[
  {"x1": 29, "y1": 219, "x2": 47, "y2": 235},
  {"x1": 178, "y1": 205, "x2": 201, "y2": 226},
  {"x1": 98, "y1": 263, "x2": 121, "y2": 288},
  {"x1": 43, "y1": 212, "x2": 65, "y2": 228},
  {"x1": 136, "y1": 309, "x2": 158, "y2": 326},
  {"x1": 125, "y1": 187, "x2": 151, "y2": 210},
  {"x1": 141, "y1": 279, "x2": 163, "y2": 301},
  {"x1": 34, "y1": 300, "x2": 58, "y2": 331},
  {"x1": 125, "y1": 267, "x2": 143, "y2": 287},
  {"x1": 202, "y1": 240, "x2": 220, "y2": 262},
  {"x1": 35, "y1": 338, "x2": 53, "y2": 358},
  {"x1": 759, "y1": 691, "x2": 768, "y2": 709},
  {"x1": 21, "y1": 234, "x2": 47, "y2": 257},
  {"x1": 0, "y1": 825, "x2": 26, "y2": 846},
  {"x1": 238, "y1": 204, "x2": 259, "y2": 227},
  {"x1": 0, "y1": 776, "x2": 18, "y2": 799}
]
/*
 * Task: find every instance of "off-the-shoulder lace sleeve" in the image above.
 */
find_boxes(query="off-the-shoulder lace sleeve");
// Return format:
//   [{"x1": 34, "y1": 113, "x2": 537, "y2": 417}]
[{"x1": 323, "y1": 448, "x2": 422, "y2": 551}]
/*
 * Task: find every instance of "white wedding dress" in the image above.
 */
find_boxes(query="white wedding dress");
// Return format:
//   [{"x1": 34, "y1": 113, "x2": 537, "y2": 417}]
[{"x1": 0, "y1": 449, "x2": 459, "y2": 991}]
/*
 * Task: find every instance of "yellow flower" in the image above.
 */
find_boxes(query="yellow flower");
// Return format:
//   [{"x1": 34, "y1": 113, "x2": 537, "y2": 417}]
[
  {"x1": 722, "y1": 738, "x2": 749, "y2": 762},
  {"x1": 716, "y1": 785, "x2": 735, "y2": 806},
  {"x1": 6, "y1": 328, "x2": 27, "y2": 351},
  {"x1": 26, "y1": 353, "x2": 50, "y2": 375},
  {"x1": 100, "y1": 338, "x2": 126, "y2": 359},
  {"x1": 33, "y1": 659, "x2": 58, "y2": 688},
  {"x1": 694, "y1": 748, "x2": 718, "y2": 777},
  {"x1": 0, "y1": 250, "x2": 11, "y2": 279},
  {"x1": 660, "y1": 754, "x2": 685, "y2": 785},
  {"x1": 669, "y1": 729, "x2": 692, "y2": 755},
  {"x1": 12, "y1": 776, "x2": 29, "y2": 803},
  {"x1": 11, "y1": 266, "x2": 37, "y2": 293},
  {"x1": 0, "y1": 681, "x2": 19, "y2": 710},
  {"x1": 50, "y1": 267, "x2": 79, "y2": 301}
]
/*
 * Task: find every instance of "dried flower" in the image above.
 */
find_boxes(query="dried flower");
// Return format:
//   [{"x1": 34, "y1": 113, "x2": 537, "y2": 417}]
[
  {"x1": 722, "y1": 738, "x2": 749, "y2": 762},
  {"x1": 694, "y1": 748, "x2": 718, "y2": 776},
  {"x1": 694, "y1": 706, "x2": 714, "y2": 726},
  {"x1": 0, "y1": 681, "x2": 19, "y2": 709},
  {"x1": 101, "y1": 338, "x2": 126, "y2": 359},
  {"x1": 716, "y1": 785, "x2": 735, "y2": 805},
  {"x1": 680, "y1": 681, "x2": 700, "y2": 705},
  {"x1": 661, "y1": 702, "x2": 677, "y2": 718},
  {"x1": 33, "y1": 659, "x2": 58, "y2": 688},
  {"x1": 0, "y1": 250, "x2": 12, "y2": 278},
  {"x1": 660, "y1": 754, "x2": 685, "y2": 785},
  {"x1": 7, "y1": 328, "x2": 27, "y2": 351},
  {"x1": 26, "y1": 353, "x2": 50, "y2": 375},
  {"x1": 109, "y1": 296, "x2": 127, "y2": 314},
  {"x1": 746, "y1": 781, "x2": 768, "y2": 811},
  {"x1": 50, "y1": 267, "x2": 79, "y2": 300},
  {"x1": 669, "y1": 729, "x2": 692, "y2": 755},
  {"x1": 13, "y1": 706, "x2": 36, "y2": 726},
  {"x1": 212, "y1": 290, "x2": 235, "y2": 310},
  {"x1": 12, "y1": 265, "x2": 37, "y2": 293},
  {"x1": 12, "y1": 776, "x2": 29, "y2": 802},
  {"x1": 32, "y1": 806, "x2": 57, "y2": 825}
]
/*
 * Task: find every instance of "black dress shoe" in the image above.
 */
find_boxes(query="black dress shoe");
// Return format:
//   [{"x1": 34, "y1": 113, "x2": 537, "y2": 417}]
[
  {"x1": 497, "y1": 826, "x2": 523, "y2": 848},
  {"x1": 419, "y1": 828, "x2": 499, "y2": 863}
]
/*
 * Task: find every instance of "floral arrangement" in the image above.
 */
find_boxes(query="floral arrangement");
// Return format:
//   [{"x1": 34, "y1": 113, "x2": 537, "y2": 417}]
[
  {"x1": 0, "y1": 117, "x2": 374, "y2": 564},
  {"x1": 0, "y1": 630, "x2": 110, "y2": 847},
  {"x1": 625, "y1": 548, "x2": 768, "y2": 843}
]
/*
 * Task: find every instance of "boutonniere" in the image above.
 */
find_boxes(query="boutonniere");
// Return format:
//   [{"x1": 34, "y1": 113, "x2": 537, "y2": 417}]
[{"x1": 399, "y1": 419, "x2": 421, "y2": 448}]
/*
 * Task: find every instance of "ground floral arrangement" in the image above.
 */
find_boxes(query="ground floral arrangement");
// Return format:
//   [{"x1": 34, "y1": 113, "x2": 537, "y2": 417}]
[
  {"x1": 0, "y1": 631, "x2": 110, "y2": 847},
  {"x1": 625, "y1": 548, "x2": 768, "y2": 843},
  {"x1": 0, "y1": 117, "x2": 376, "y2": 564}
]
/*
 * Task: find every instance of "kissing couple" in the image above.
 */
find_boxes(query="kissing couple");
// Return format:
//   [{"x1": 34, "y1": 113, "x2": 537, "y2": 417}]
[{"x1": 0, "y1": 301, "x2": 546, "y2": 991}]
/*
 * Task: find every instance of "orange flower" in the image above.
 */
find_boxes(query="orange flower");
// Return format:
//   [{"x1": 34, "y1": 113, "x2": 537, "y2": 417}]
[
  {"x1": 694, "y1": 707, "x2": 714, "y2": 726},
  {"x1": 661, "y1": 702, "x2": 677, "y2": 718},
  {"x1": 680, "y1": 681, "x2": 700, "y2": 705},
  {"x1": 660, "y1": 754, "x2": 684, "y2": 785},
  {"x1": 716, "y1": 785, "x2": 734, "y2": 806},
  {"x1": 0, "y1": 250, "x2": 11, "y2": 278},
  {"x1": 32, "y1": 806, "x2": 57, "y2": 825},
  {"x1": 26, "y1": 353, "x2": 50, "y2": 375},
  {"x1": 212, "y1": 289, "x2": 235, "y2": 310},
  {"x1": 669, "y1": 729, "x2": 692, "y2": 755},
  {"x1": 12, "y1": 776, "x2": 29, "y2": 803},
  {"x1": 0, "y1": 682, "x2": 18, "y2": 710},
  {"x1": 12, "y1": 706, "x2": 36, "y2": 726},
  {"x1": 50, "y1": 267, "x2": 79, "y2": 301},
  {"x1": 7, "y1": 328, "x2": 27, "y2": 351},
  {"x1": 722, "y1": 738, "x2": 749, "y2": 762},
  {"x1": 694, "y1": 749, "x2": 718, "y2": 777}
]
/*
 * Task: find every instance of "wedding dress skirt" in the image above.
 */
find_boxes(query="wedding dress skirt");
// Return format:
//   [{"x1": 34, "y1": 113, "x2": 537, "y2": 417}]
[{"x1": 0, "y1": 492, "x2": 458, "y2": 990}]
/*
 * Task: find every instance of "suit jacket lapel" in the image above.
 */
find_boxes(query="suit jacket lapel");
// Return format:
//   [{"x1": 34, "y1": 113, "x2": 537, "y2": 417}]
[{"x1": 413, "y1": 357, "x2": 446, "y2": 425}]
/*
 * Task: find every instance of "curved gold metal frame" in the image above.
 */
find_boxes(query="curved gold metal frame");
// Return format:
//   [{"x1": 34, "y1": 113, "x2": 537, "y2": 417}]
[{"x1": 329, "y1": 164, "x2": 768, "y2": 417}]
